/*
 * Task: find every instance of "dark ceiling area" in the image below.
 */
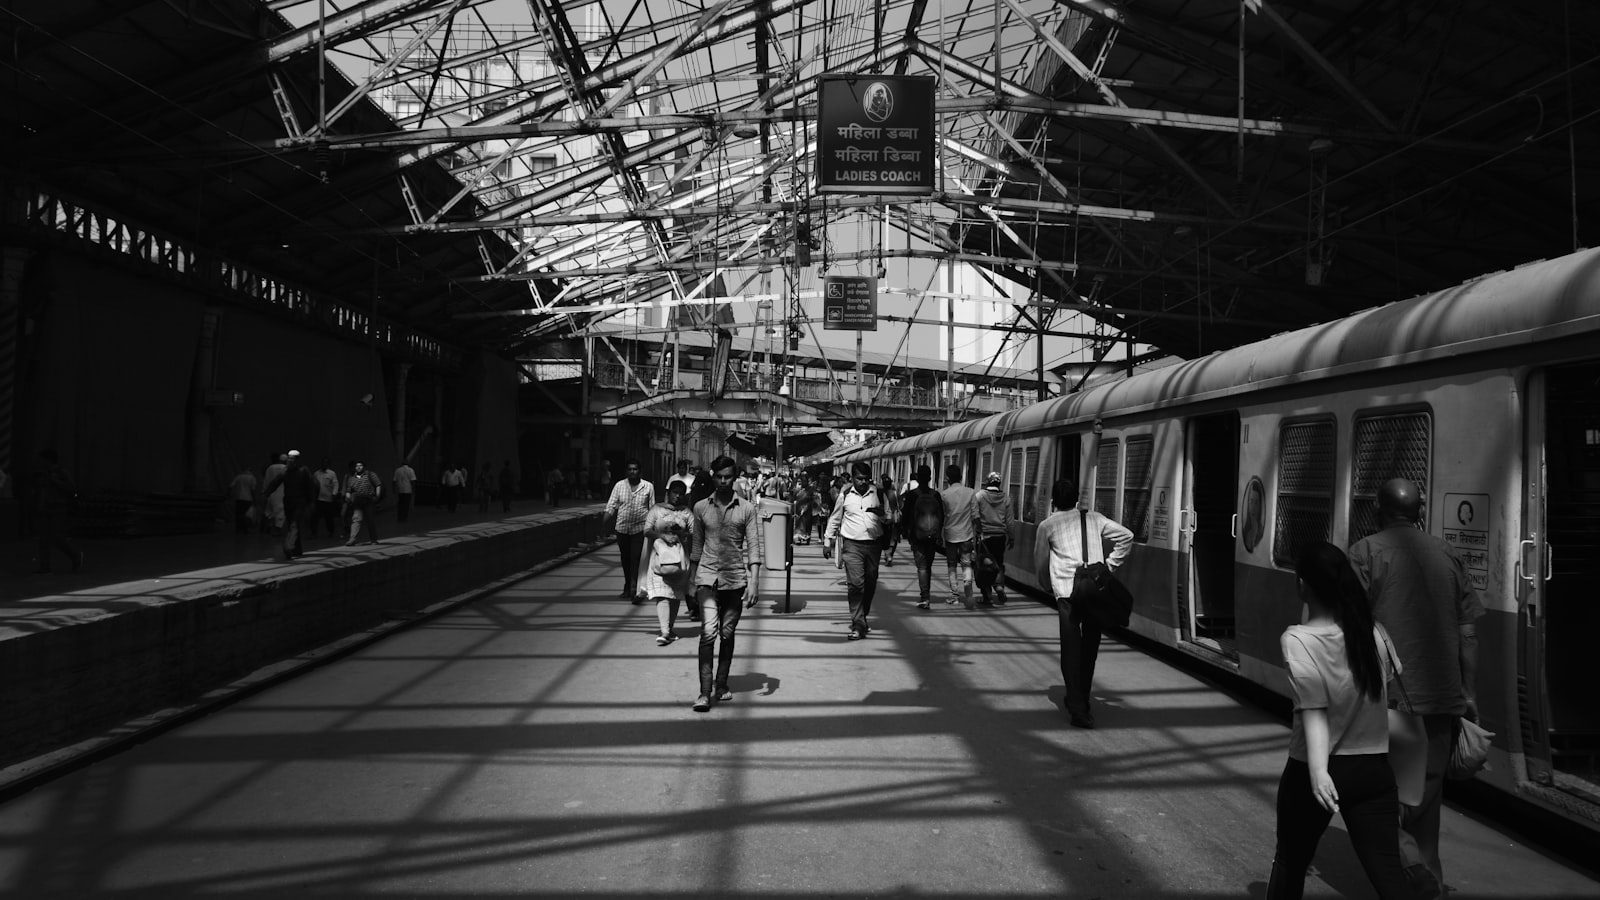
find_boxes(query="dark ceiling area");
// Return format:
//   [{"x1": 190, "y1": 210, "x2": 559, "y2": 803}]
[
  {"x1": 3, "y1": 1, "x2": 1596, "y2": 366},
  {"x1": 963, "y1": 0, "x2": 1600, "y2": 356}
]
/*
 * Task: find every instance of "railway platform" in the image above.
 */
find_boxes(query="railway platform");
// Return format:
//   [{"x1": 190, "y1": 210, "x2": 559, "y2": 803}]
[{"x1": 0, "y1": 535, "x2": 1595, "y2": 898}]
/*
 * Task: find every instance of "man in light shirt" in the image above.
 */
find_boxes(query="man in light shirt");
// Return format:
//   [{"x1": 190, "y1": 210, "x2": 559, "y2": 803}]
[
  {"x1": 689, "y1": 455, "x2": 762, "y2": 712},
  {"x1": 603, "y1": 458, "x2": 656, "y2": 602},
  {"x1": 1033, "y1": 478, "x2": 1133, "y2": 729},
  {"x1": 392, "y1": 460, "x2": 416, "y2": 522},
  {"x1": 940, "y1": 465, "x2": 980, "y2": 608},
  {"x1": 824, "y1": 461, "x2": 891, "y2": 640}
]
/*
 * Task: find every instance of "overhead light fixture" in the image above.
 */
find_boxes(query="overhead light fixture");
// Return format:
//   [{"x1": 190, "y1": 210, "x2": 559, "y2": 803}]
[{"x1": 733, "y1": 122, "x2": 760, "y2": 139}]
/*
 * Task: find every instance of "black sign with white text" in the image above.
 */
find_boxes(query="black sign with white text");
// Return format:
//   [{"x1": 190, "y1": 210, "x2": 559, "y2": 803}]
[{"x1": 816, "y1": 75, "x2": 935, "y2": 195}]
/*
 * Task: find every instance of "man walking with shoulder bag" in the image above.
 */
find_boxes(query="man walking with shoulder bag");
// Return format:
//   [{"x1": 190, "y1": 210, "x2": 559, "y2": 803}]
[{"x1": 1034, "y1": 478, "x2": 1133, "y2": 728}]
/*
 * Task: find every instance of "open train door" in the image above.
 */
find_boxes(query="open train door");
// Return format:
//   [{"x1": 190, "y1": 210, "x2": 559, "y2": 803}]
[
  {"x1": 1520, "y1": 363, "x2": 1600, "y2": 795},
  {"x1": 1182, "y1": 412, "x2": 1241, "y2": 659}
]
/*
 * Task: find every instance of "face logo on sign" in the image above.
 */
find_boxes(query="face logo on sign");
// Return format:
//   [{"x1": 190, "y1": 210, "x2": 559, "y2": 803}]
[
  {"x1": 863, "y1": 82, "x2": 894, "y2": 122},
  {"x1": 826, "y1": 307, "x2": 843, "y2": 322}
]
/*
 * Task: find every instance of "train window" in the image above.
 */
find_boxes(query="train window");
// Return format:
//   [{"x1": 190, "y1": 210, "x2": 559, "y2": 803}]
[
  {"x1": 1349, "y1": 411, "x2": 1432, "y2": 543},
  {"x1": 1008, "y1": 447, "x2": 1025, "y2": 518},
  {"x1": 1095, "y1": 438, "x2": 1120, "y2": 517},
  {"x1": 1124, "y1": 435, "x2": 1154, "y2": 542},
  {"x1": 1273, "y1": 419, "x2": 1336, "y2": 568},
  {"x1": 980, "y1": 450, "x2": 992, "y2": 481},
  {"x1": 1023, "y1": 445, "x2": 1041, "y2": 523}
]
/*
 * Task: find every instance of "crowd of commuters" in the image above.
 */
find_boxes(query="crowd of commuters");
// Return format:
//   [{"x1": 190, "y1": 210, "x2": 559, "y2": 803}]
[
  {"x1": 18, "y1": 441, "x2": 1482, "y2": 896},
  {"x1": 593, "y1": 458, "x2": 1476, "y2": 899}
]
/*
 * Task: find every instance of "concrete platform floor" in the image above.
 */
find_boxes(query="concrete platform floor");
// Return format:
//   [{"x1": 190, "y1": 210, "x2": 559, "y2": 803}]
[{"x1": 0, "y1": 540, "x2": 1594, "y2": 898}]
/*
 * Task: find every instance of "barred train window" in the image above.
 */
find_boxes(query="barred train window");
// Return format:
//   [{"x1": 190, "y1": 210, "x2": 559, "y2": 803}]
[
  {"x1": 980, "y1": 451, "x2": 992, "y2": 482},
  {"x1": 1023, "y1": 445, "x2": 1041, "y2": 523},
  {"x1": 1274, "y1": 419, "x2": 1336, "y2": 568},
  {"x1": 1008, "y1": 447, "x2": 1025, "y2": 516},
  {"x1": 1349, "y1": 412, "x2": 1432, "y2": 543},
  {"x1": 1095, "y1": 438, "x2": 1120, "y2": 517},
  {"x1": 1123, "y1": 436, "x2": 1154, "y2": 542}
]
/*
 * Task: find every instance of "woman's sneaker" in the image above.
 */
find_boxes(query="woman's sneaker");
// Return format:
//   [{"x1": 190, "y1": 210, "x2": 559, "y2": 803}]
[{"x1": 656, "y1": 633, "x2": 671, "y2": 646}]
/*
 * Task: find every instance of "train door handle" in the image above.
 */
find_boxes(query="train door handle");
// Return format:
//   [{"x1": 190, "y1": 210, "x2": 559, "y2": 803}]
[
  {"x1": 1230, "y1": 514, "x2": 1239, "y2": 539},
  {"x1": 1177, "y1": 508, "x2": 1189, "y2": 537},
  {"x1": 1545, "y1": 541, "x2": 1554, "y2": 582},
  {"x1": 1516, "y1": 539, "x2": 1537, "y2": 586}
]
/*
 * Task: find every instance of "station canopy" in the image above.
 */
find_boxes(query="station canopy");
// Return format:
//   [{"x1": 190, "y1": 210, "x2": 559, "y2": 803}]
[{"x1": 4, "y1": 1, "x2": 1597, "y2": 363}]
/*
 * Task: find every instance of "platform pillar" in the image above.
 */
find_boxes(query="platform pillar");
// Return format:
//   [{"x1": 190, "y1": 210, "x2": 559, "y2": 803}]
[{"x1": 0, "y1": 245, "x2": 31, "y2": 492}]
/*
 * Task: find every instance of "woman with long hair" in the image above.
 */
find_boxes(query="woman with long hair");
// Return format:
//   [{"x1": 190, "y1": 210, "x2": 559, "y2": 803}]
[{"x1": 1268, "y1": 542, "x2": 1409, "y2": 899}]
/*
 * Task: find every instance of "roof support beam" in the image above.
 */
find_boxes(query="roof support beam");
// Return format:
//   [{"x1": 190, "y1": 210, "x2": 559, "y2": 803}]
[
  {"x1": 993, "y1": 0, "x2": 1239, "y2": 214},
  {"x1": 1253, "y1": 1, "x2": 1398, "y2": 132}
]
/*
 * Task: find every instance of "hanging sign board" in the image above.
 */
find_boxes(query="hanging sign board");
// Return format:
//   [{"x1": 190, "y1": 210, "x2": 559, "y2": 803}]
[
  {"x1": 816, "y1": 75, "x2": 935, "y2": 195},
  {"x1": 823, "y1": 275, "x2": 877, "y2": 331}
]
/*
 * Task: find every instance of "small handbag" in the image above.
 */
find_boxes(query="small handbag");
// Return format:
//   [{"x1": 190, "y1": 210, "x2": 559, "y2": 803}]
[
  {"x1": 1383, "y1": 635, "x2": 1428, "y2": 806},
  {"x1": 1071, "y1": 509, "x2": 1134, "y2": 627},
  {"x1": 651, "y1": 540, "x2": 685, "y2": 576},
  {"x1": 1449, "y1": 717, "x2": 1494, "y2": 780}
]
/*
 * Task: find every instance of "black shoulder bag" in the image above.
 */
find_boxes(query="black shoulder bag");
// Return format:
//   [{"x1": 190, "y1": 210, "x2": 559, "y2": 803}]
[{"x1": 1070, "y1": 508, "x2": 1134, "y2": 627}]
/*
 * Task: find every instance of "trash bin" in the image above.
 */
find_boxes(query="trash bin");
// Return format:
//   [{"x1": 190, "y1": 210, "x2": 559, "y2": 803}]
[{"x1": 757, "y1": 497, "x2": 792, "y2": 572}]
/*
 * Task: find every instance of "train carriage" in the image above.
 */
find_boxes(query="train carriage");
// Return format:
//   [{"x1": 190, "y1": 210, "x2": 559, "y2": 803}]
[{"x1": 850, "y1": 247, "x2": 1600, "y2": 834}]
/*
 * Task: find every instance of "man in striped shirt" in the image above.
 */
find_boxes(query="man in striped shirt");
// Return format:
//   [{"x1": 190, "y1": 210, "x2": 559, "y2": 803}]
[{"x1": 604, "y1": 458, "x2": 656, "y2": 602}]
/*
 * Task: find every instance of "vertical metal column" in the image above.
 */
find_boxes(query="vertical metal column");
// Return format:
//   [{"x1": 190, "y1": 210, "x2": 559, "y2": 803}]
[
  {"x1": 188, "y1": 308, "x2": 221, "y2": 491},
  {"x1": 945, "y1": 258, "x2": 955, "y2": 423},
  {"x1": 393, "y1": 362, "x2": 411, "y2": 461},
  {"x1": 0, "y1": 247, "x2": 31, "y2": 489}
]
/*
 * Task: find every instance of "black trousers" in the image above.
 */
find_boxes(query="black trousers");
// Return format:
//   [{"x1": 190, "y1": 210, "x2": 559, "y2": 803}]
[
  {"x1": 1057, "y1": 598, "x2": 1102, "y2": 720},
  {"x1": 617, "y1": 531, "x2": 646, "y2": 596},
  {"x1": 1269, "y1": 755, "x2": 1410, "y2": 899}
]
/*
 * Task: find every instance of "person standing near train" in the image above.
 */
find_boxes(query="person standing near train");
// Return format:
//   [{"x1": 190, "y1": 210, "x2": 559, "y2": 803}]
[
  {"x1": 1266, "y1": 542, "x2": 1410, "y2": 900},
  {"x1": 689, "y1": 455, "x2": 761, "y2": 712},
  {"x1": 940, "y1": 465, "x2": 980, "y2": 608},
  {"x1": 900, "y1": 465, "x2": 945, "y2": 610},
  {"x1": 1348, "y1": 478, "x2": 1482, "y2": 900},
  {"x1": 1034, "y1": 478, "x2": 1132, "y2": 728},
  {"x1": 974, "y1": 471, "x2": 1014, "y2": 605}
]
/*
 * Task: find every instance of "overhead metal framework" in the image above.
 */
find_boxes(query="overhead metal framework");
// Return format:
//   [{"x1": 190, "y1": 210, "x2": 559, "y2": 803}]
[{"x1": 4, "y1": 0, "x2": 1598, "y2": 366}]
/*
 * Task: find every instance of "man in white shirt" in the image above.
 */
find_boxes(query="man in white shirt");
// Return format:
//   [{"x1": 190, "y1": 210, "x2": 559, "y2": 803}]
[
  {"x1": 671, "y1": 458, "x2": 696, "y2": 496},
  {"x1": 441, "y1": 463, "x2": 467, "y2": 512},
  {"x1": 393, "y1": 461, "x2": 416, "y2": 522},
  {"x1": 603, "y1": 458, "x2": 656, "y2": 601},
  {"x1": 940, "y1": 465, "x2": 980, "y2": 608},
  {"x1": 824, "y1": 462, "x2": 890, "y2": 640},
  {"x1": 1033, "y1": 478, "x2": 1134, "y2": 728}
]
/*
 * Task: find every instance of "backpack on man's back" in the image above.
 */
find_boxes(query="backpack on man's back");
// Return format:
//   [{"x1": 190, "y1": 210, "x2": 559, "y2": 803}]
[{"x1": 908, "y1": 488, "x2": 944, "y2": 542}]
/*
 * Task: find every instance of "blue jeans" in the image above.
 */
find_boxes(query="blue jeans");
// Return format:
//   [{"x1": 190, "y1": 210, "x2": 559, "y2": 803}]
[
  {"x1": 841, "y1": 538, "x2": 881, "y2": 634},
  {"x1": 697, "y1": 585, "x2": 746, "y2": 695}
]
